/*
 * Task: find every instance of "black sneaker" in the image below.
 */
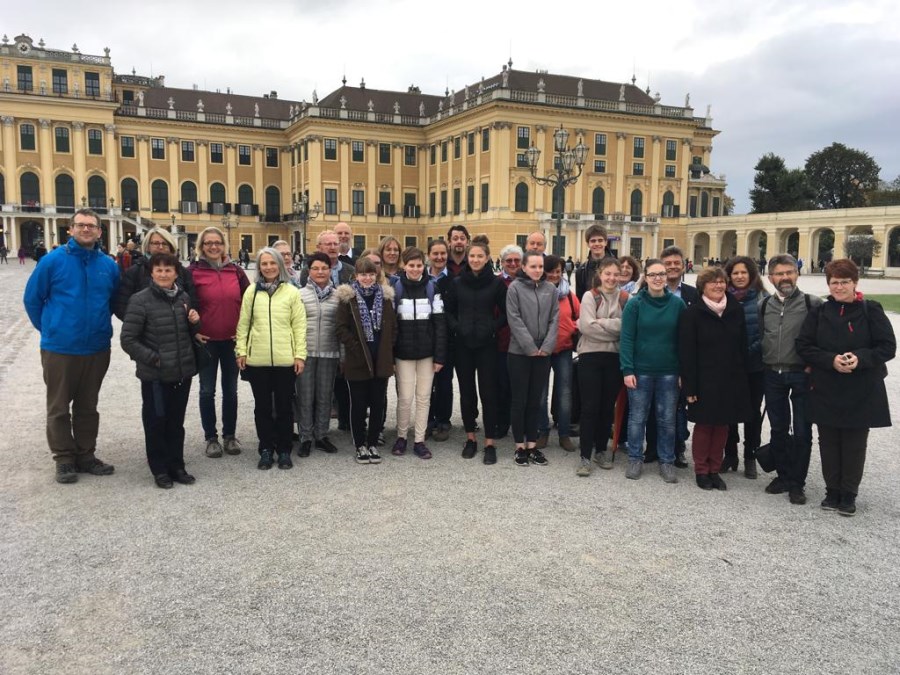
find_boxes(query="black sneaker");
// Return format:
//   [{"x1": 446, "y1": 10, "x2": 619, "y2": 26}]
[
  {"x1": 316, "y1": 437, "x2": 339, "y2": 454},
  {"x1": 838, "y1": 495, "x2": 857, "y2": 517},
  {"x1": 154, "y1": 473, "x2": 174, "y2": 489},
  {"x1": 674, "y1": 452, "x2": 689, "y2": 469},
  {"x1": 258, "y1": 449, "x2": 274, "y2": 470},
  {"x1": 821, "y1": 490, "x2": 840, "y2": 511},
  {"x1": 355, "y1": 446, "x2": 370, "y2": 464},
  {"x1": 514, "y1": 449, "x2": 529, "y2": 467},
  {"x1": 367, "y1": 446, "x2": 382, "y2": 464},
  {"x1": 75, "y1": 457, "x2": 115, "y2": 475},
  {"x1": 170, "y1": 468, "x2": 196, "y2": 485},
  {"x1": 708, "y1": 473, "x2": 727, "y2": 491},
  {"x1": 483, "y1": 445, "x2": 497, "y2": 465},
  {"x1": 298, "y1": 441, "x2": 312, "y2": 457},
  {"x1": 696, "y1": 474, "x2": 713, "y2": 490},
  {"x1": 765, "y1": 477, "x2": 789, "y2": 494},
  {"x1": 789, "y1": 487, "x2": 807, "y2": 505},
  {"x1": 462, "y1": 439, "x2": 477, "y2": 459},
  {"x1": 55, "y1": 463, "x2": 78, "y2": 484},
  {"x1": 277, "y1": 452, "x2": 293, "y2": 469},
  {"x1": 529, "y1": 449, "x2": 548, "y2": 467}
]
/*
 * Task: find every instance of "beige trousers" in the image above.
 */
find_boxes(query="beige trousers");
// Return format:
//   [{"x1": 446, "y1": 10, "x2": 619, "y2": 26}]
[{"x1": 395, "y1": 357, "x2": 435, "y2": 443}]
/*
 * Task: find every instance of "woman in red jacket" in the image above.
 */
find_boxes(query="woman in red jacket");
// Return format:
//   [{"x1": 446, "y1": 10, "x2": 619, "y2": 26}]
[{"x1": 188, "y1": 227, "x2": 250, "y2": 459}]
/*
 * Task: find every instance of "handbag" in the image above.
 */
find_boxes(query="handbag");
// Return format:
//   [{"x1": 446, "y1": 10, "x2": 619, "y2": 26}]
[{"x1": 193, "y1": 339, "x2": 212, "y2": 371}]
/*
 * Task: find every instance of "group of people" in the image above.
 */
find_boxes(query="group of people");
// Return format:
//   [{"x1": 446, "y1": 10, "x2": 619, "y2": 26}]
[{"x1": 24, "y1": 209, "x2": 895, "y2": 516}]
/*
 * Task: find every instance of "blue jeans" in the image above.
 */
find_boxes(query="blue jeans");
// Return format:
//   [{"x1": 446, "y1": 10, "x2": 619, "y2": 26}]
[
  {"x1": 627, "y1": 374, "x2": 678, "y2": 464},
  {"x1": 538, "y1": 350, "x2": 574, "y2": 437},
  {"x1": 198, "y1": 339, "x2": 239, "y2": 440},
  {"x1": 764, "y1": 369, "x2": 813, "y2": 488}
]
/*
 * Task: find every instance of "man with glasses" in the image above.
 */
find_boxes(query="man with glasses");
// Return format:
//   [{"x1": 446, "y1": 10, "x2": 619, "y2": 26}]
[
  {"x1": 24, "y1": 209, "x2": 120, "y2": 484},
  {"x1": 761, "y1": 254, "x2": 822, "y2": 505},
  {"x1": 299, "y1": 230, "x2": 354, "y2": 288}
]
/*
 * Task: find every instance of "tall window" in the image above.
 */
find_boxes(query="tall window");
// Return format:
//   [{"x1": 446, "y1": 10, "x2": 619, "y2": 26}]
[
  {"x1": 466, "y1": 185, "x2": 475, "y2": 214},
  {"x1": 440, "y1": 190, "x2": 447, "y2": 216},
  {"x1": 453, "y1": 136, "x2": 461, "y2": 159},
  {"x1": 404, "y1": 145, "x2": 416, "y2": 166},
  {"x1": 633, "y1": 137, "x2": 645, "y2": 158},
  {"x1": 352, "y1": 190, "x2": 365, "y2": 216},
  {"x1": 87, "y1": 129, "x2": 103, "y2": 155},
  {"x1": 265, "y1": 186, "x2": 280, "y2": 220},
  {"x1": 482, "y1": 128, "x2": 490, "y2": 152},
  {"x1": 55, "y1": 174, "x2": 75, "y2": 209},
  {"x1": 429, "y1": 192, "x2": 436, "y2": 217},
  {"x1": 700, "y1": 191, "x2": 710, "y2": 217},
  {"x1": 20, "y1": 124, "x2": 36, "y2": 151},
  {"x1": 441, "y1": 141, "x2": 447, "y2": 162},
  {"x1": 55, "y1": 127, "x2": 70, "y2": 153},
  {"x1": 85, "y1": 72, "x2": 101, "y2": 97},
  {"x1": 210, "y1": 143, "x2": 223, "y2": 163},
  {"x1": 181, "y1": 141, "x2": 195, "y2": 162},
  {"x1": 210, "y1": 183, "x2": 227, "y2": 211},
  {"x1": 452, "y1": 188, "x2": 460, "y2": 215},
  {"x1": 238, "y1": 145, "x2": 251, "y2": 165},
  {"x1": 467, "y1": 132, "x2": 475, "y2": 155},
  {"x1": 378, "y1": 191, "x2": 391, "y2": 206},
  {"x1": 87, "y1": 175, "x2": 106, "y2": 208},
  {"x1": 630, "y1": 189, "x2": 643, "y2": 220},
  {"x1": 20, "y1": 172, "x2": 40, "y2": 204},
  {"x1": 52, "y1": 69, "x2": 68, "y2": 94},
  {"x1": 514, "y1": 183, "x2": 529, "y2": 212},
  {"x1": 352, "y1": 141, "x2": 364, "y2": 162},
  {"x1": 151, "y1": 179, "x2": 169, "y2": 212},
  {"x1": 379, "y1": 143, "x2": 391, "y2": 164},
  {"x1": 150, "y1": 138, "x2": 165, "y2": 160},
  {"x1": 517, "y1": 126, "x2": 530, "y2": 149},
  {"x1": 121, "y1": 178, "x2": 139, "y2": 211},
  {"x1": 324, "y1": 188, "x2": 338, "y2": 215},
  {"x1": 238, "y1": 185, "x2": 254, "y2": 205},
  {"x1": 265, "y1": 147, "x2": 278, "y2": 167},
  {"x1": 595, "y1": 133, "x2": 607, "y2": 155},
  {"x1": 481, "y1": 183, "x2": 489, "y2": 212},
  {"x1": 592, "y1": 187, "x2": 606, "y2": 217},
  {"x1": 712, "y1": 196, "x2": 721, "y2": 216},
  {"x1": 429, "y1": 145, "x2": 436, "y2": 165},
  {"x1": 120, "y1": 136, "x2": 135, "y2": 158},
  {"x1": 552, "y1": 185, "x2": 565, "y2": 218},
  {"x1": 17, "y1": 65, "x2": 33, "y2": 92},
  {"x1": 181, "y1": 181, "x2": 198, "y2": 211},
  {"x1": 665, "y1": 139, "x2": 677, "y2": 161},
  {"x1": 324, "y1": 138, "x2": 337, "y2": 160},
  {"x1": 661, "y1": 190, "x2": 676, "y2": 217}
]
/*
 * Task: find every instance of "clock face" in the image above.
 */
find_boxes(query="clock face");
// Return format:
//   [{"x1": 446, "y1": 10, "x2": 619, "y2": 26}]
[{"x1": 17, "y1": 42, "x2": 30, "y2": 54}]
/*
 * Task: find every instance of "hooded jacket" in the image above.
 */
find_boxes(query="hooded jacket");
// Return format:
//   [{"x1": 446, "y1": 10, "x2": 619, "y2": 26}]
[
  {"x1": 392, "y1": 273, "x2": 448, "y2": 364},
  {"x1": 114, "y1": 256, "x2": 197, "y2": 321},
  {"x1": 120, "y1": 283, "x2": 199, "y2": 382},
  {"x1": 335, "y1": 284, "x2": 397, "y2": 380},
  {"x1": 188, "y1": 258, "x2": 250, "y2": 341},
  {"x1": 576, "y1": 288, "x2": 629, "y2": 355},
  {"x1": 24, "y1": 237, "x2": 120, "y2": 355},
  {"x1": 506, "y1": 272, "x2": 560, "y2": 356}
]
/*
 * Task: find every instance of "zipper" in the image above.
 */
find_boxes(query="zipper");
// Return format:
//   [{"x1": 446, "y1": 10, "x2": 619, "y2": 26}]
[
  {"x1": 268, "y1": 291, "x2": 275, "y2": 366},
  {"x1": 172, "y1": 296, "x2": 184, "y2": 379}
]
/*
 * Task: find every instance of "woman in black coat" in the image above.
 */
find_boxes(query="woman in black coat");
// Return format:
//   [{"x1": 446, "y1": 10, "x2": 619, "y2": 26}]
[
  {"x1": 796, "y1": 259, "x2": 896, "y2": 516},
  {"x1": 678, "y1": 267, "x2": 751, "y2": 491},
  {"x1": 121, "y1": 252, "x2": 201, "y2": 489}
]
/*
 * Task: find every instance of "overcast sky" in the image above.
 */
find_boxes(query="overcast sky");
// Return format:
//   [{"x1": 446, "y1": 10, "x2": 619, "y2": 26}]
[{"x1": 7, "y1": 0, "x2": 899, "y2": 213}]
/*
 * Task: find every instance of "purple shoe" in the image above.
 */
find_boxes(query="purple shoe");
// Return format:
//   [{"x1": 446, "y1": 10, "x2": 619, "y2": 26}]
[
  {"x1": 392, "y1": 437, "x2": 407, "y2": 456},
  {"x1": 413, "y1": 442, "x2": 432, "y2": 459}
]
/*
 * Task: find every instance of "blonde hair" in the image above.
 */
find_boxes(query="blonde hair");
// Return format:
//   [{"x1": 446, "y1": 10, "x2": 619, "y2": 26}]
[
  {"x1": 142, "y1": 227, "x2": 178, "y2": 255},
  {"x1": 195, "y1": 226, "x2": 227, "y2": 259}
]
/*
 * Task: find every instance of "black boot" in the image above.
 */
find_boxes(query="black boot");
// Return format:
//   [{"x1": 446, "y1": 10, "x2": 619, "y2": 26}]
[
  {"x1": 743, "y1": 450, "x2": 758, "y2": 479},
  {"x1": 838, "y1": 492, "x2": 857, "y2": 517},
  {"x1": 820, "y1": 488, "x2": 840, "y2": 511},
  {"x1": 722, "y1": 453, "x2": 739, "y2": 472}
]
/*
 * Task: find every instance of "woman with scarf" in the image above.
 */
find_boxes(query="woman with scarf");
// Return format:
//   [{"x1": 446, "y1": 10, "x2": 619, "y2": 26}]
[
  {"x1": 678, "y1": 267, "x2": 751, "y2": 490},
  {"x1": 120, "y1": 252, "x2": 201, "y2": 489},
  {"x1": 296, "y1": 252, "x2": 342, "y2": 457},
  {"x1": 235, "y1": 248, "x2": 307, "y2": 471},
  {"x1": 335, "y1": 257, "x2": 398, "y2": 464},
  {"x1": 723, "y1": 256, "x2": 768, "y2": 477},
  {"x1": 538, "y1": 255, "x2": 580, "y2": 453}
]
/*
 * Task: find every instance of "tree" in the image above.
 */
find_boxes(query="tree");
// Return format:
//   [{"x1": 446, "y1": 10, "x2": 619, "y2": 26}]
[
  {"x1": 805, "y1": 143, "x2": 881, "y2": 209},
  {"x1": 749, "y1": 153, "x2": 815, "y2": 213},
  {"x1": 867, "y1": 175, "x2": 900, "y2": 207},
  {"x1": 722, "y1": 194, "x2": 735, "y2": 215},
  {"x1": 843, "y1": 234, "x2": 882, "y2": 273}
]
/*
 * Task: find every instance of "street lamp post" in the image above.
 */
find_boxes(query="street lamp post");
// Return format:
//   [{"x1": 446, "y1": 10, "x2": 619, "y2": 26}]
[
  {"x1": 293, "y1": 194, "x2": 320, "y2": 256},
  {"x1": 221, "y1": 214, "x2": 239, "y2": 258},
  {"x1": 526, "y1": 125, "x2": 588, "y2": 256}
]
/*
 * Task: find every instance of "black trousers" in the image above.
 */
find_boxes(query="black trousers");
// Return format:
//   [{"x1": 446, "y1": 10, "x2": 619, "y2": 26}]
[
  {"x1": 348, "y1": 377, "x2": 388, "y2": 448},
  {"x1": 334, "y1": 373, "x2": 351, "y2": 427},
  {"x1": 494, "y1": 351, "x2": 512, "y2": 437},
  {"x1": 818, "y1": 425, "x2": 869, "y2": 496},
  {"x1": 455, "y1": 343, "x2": 498, "y2": 436},
  {"x1": 141, "y1": 378, "x2": 191, "y2": 476},
  {"x1": 508, "y1": 353, "x2": 552, "y2": 444},
  {"x1": 725, "y1": 370, "x2": 766, "y2": 459},
  {"x1": 247, "y1": 366, "x2": 296, "y2": 454},
  {"x1": 577, "y1": 352, "x2": 622, "y2": 460}
]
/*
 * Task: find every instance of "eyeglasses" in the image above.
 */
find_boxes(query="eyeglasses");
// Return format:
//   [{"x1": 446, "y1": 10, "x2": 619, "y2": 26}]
[
  {"x1": 72, "y1": 223, "x2": 100, "y2": 231},
  {"x1": 503, "y1": 259, "x2": 521, "y2": 265},
  {"x1": 645, "y1": 272, "x2": 667, "y2": 279},
  {"x1": 203, "y1": 241, "x2": 224, "y2": 247},
  {"x1": 708, "y1": 279, "x2": 727, "y2": 285},
  {"x1": 148, "y1": 241, "x2": 170, "y2": 249},
  {"x1": 828, "y1": 279, "x2": 854, "y2": 287}
]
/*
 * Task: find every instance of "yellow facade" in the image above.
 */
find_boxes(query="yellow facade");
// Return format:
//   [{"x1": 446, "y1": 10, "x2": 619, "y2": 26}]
[{"x1": 1, "y1": 36, "x2": 728, "y2": 261}]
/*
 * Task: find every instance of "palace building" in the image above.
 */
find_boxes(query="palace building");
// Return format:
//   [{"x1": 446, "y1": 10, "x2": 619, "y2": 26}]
[{"x1": 1, "y1": 33, "x2": 729, "y2": 260}]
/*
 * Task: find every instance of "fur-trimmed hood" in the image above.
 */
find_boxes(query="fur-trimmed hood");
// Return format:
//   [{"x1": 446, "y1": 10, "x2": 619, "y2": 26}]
[{"x1": 336, "y1": 283, "x2": 395, "y2": 303}]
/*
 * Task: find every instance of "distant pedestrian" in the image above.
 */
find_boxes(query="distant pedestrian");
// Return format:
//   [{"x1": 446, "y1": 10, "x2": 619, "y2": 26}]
[
  {"x1": 0, "y1": 245, "x2": 8, "y2": 264},
  {"x1": 23, "y1": 209, "x2": 120, "y2": 484},
  {"x1": 18, "y1": 246, "x2": 26, "y2": 264}
]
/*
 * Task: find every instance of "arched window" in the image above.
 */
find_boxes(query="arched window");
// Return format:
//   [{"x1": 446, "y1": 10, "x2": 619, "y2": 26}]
[
  {"x1": 514, "y1": 183, "x2": 529, "y2": 212},
  {"x1": 121, "y1": 178, "x2": 139, "y2": 211},
  {"x1": 265, "y1": 185, "x2": 280, "y2": 221},
  {"x1": 55, "y1": 174, "x2": 75, "y2": 210},
  {"x1": 151, "y1": 179, "x2": 169, "y2": 213},
  {"x1": 0, "y1": 173, "x2": 5, "y2": 204},
  {"x1": 700, "y1": 191, "x2": 710, "y2": 217},
  {"x1": 630, "y1": 189, "x2": 643, "y2": 221},
  {"x1": 210, "y1": 182, "x2": 226, "y2": 203},
  {"x1": 238, "y1": 184, "x2": 254, "y2": 204},
  {"x1": 661, "y1": 190, "x2": 675, "y2": 217},
  {"x1": 181, "y1": 181, "x2": 198, "y2": 203},
  {"x1": 87, "y1": 175, "x2": 106, "y2": 209},
  {"x1": 592, "y1": 187, "x2": 605, "y2": 217},
  {"x1": 20, "y1": 171, "x2": 40, "y2": 205}
]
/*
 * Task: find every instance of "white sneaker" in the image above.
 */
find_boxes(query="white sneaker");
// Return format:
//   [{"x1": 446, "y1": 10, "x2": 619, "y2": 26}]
[
  {"x1": 205, "y1": 439, "x2": 224, "y2": 458},
  {"x1": 576, "y1": 458, "x2": 592, "y2": 477},
  {"x1": 368, "y1": 445, "x2": 382, "y2": 464}
]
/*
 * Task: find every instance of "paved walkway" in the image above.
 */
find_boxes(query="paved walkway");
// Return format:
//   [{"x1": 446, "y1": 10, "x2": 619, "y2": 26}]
[{"x1": 1, "y1": 262, "x2": 899, "y2": 674}]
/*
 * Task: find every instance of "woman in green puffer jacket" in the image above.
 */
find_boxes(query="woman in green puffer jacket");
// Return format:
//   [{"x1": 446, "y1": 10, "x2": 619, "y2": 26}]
[{"x1": 235, "y1": 248, "x2": 307, "y2": 471}]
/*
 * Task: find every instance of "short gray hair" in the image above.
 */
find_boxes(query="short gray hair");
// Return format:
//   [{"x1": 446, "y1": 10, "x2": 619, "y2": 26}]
[
  {"x1": 142, "y1": 227, "x2": 178, "y2": 255},
  {"x1": 255, "y1": 247, "x2": 293, "y2": 284},
  {"x1": 767, "y1": 254, "x2": 797, "y2": 274},
  {"x1": 500, "y1": 244, "x2": 524, "y2": 260}
]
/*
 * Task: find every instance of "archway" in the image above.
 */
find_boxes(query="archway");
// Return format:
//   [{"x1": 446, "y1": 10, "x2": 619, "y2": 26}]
[
  {"x1": 846, "y1": 225, "x2": 875, "y2": 268},
  {"x1": 692, "y1": 232, "x2": 710, "y2": 264},
  {"x1": 746, "y1": 230, "x2": 767, "y2": 261},
  {"x1": 19, "y1": 220, "x2": 44, "y2": 254},
  {"x1": 810, "y1": 228, "x2": 835, "y2": 270},
  {"x1": 888, "y1": 227, "x2": 900, "y2": 267},
  {"x1": 719, "y1": 230, "x2": 737, "y2": 261}
]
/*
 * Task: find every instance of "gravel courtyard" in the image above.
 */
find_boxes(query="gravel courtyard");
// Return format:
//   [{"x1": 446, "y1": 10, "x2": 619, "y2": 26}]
[{"x1": 1, "y1": 262, "x2": 898, "y2": 674}]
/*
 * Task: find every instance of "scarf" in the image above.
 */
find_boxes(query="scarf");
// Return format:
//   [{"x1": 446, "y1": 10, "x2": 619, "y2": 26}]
[
  {"x1": 729, "y1": 286, "x2": 749, "y2": 302},
  {"x1": 353, "y1": 281, "x2": 383, "y2": 343},
  {"x1": 258, "y1": 280, "x2": 282, "y2": 296},
  {"x1": 153, "y1": 281, "x2": 181, "y2": 298},
  {"x1": 703, "y1": 294, "x2": 727, "y2": 317},
  {"x1": 313, "y1": 282, "x2": 334, "y2": 303}
]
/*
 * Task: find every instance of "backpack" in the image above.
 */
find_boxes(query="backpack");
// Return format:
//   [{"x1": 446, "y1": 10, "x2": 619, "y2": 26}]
[{"x1": 392, "y1": 276, "x2": 436, "y2": 309}]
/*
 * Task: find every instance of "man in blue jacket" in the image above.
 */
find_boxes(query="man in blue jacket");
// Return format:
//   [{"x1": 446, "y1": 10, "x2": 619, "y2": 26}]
[{"x1": 24, "y1": 209, "x2": 120, "y2": 484}]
